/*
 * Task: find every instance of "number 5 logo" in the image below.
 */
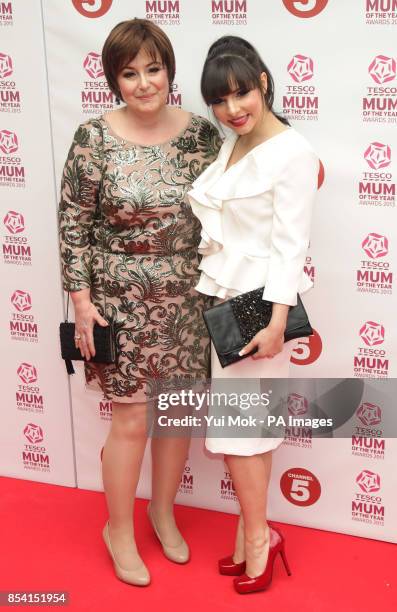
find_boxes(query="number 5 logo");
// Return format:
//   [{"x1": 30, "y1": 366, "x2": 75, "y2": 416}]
[
  {"x1": 72, "y1": 0, "x2": 113, "y2": 18},
  {"x1": 280, "y1": 468, "x2": 321, "y2": 506},
  {"x1": 282, "y1": 0, "x2": 328, "y2": 18},
  {"x1": 291, "y1": 329, "x2": 322, "y2": 366}
]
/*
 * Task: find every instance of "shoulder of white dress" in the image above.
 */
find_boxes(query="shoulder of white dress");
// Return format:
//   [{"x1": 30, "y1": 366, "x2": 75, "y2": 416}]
[
  {"x1": 280, "y1": 129, "x2": 317, "y2": 157},
  {"x1": 253, "y1": 129, "x2": 317, "y2": 171}
]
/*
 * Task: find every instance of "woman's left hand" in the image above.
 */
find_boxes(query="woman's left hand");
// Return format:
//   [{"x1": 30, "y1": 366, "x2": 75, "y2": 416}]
[{"x1": 239, "y1": 324, "x2": 285, "y2": 360}]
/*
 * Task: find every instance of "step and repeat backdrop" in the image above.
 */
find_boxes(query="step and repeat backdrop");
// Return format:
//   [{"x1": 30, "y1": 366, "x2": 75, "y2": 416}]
[{"x1": 1, "y1": 0, "x2": 396, "y2": 542}]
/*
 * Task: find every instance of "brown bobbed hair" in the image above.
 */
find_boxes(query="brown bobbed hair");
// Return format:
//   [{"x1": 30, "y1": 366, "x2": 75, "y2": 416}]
[{"x1": 102, "y1": 19, "x2": 176, "y2": 100}]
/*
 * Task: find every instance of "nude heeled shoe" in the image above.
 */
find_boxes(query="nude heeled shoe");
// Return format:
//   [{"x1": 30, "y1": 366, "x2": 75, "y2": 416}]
[
  {"x1": 102, "y1": 521, "x2": 150, "y2": 586},
  {"x1": 147, "y1": 502, "x2": 190, "y2": 564}
]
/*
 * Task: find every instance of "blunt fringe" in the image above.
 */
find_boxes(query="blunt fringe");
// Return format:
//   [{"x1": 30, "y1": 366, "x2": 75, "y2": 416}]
[{"x1": 201, "y1": 36, "x2": 289, "y2": 126}]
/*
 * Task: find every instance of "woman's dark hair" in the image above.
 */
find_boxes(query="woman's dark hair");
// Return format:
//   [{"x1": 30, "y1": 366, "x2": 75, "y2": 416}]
[
  {"x1": 201, "y1": 36, "x2": 289, "y2": 126},
  {"x1": 102, "y1": 19, "x2": 175, "y2": 100}
]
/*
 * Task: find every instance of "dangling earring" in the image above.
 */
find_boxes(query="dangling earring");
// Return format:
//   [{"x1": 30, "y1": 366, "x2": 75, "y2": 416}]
[{"x1": 115, "y1": 96, "x2": 121, "y2": 105}]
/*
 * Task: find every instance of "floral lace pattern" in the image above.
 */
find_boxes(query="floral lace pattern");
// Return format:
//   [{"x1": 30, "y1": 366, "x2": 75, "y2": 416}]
[{"x1": 59, "y1": 114, "x2": 222, "y2": 402}]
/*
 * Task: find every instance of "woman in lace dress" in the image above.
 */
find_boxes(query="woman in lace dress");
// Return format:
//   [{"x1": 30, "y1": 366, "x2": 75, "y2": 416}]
[{"x1": 59, "y1": 19, "x2": 221, "y2": 586}]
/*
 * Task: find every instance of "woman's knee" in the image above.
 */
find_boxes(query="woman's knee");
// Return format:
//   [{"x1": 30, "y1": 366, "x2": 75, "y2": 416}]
[{"x1": 110, "y1": 401, "x2": 149, "y2": 440}]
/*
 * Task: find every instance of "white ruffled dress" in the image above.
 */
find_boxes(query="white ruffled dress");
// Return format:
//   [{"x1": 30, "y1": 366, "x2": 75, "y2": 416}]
[{"x1": 188, "y1": 128, "x2": 319, "y2": 455}]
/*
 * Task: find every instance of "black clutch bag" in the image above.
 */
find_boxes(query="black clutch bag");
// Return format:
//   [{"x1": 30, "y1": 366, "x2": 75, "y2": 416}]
[
  {"x1": 203, "y1": 287, "x2": 313, "y2": 368},
  {"x1": 59, "y1": 124, "x2": 117, "y2": 375},
  {"x1": 59, "y1": 321, "x2": 116, "y2": 374}
]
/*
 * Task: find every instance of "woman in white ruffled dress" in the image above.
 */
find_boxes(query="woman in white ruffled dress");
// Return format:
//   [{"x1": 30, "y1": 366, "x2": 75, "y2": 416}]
[{"x1": 188, "y1": 36, "x2": 319, "y2": 594}]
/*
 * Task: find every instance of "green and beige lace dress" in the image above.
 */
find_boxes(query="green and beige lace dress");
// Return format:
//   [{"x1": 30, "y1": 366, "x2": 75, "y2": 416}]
[{"x1": 59, "y1": 113, "x2": 221, "y2": 402}]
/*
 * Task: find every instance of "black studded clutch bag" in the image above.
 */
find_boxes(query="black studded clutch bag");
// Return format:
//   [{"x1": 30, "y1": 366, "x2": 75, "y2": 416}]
[{"x1": 203, "y1": 287, "x2": 313, "y2": 368}]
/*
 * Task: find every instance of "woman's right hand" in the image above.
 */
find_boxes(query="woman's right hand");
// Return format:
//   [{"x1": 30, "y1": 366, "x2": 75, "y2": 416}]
[{"x1": 71, "y1": 289, "x2": 108, "y2": 361}]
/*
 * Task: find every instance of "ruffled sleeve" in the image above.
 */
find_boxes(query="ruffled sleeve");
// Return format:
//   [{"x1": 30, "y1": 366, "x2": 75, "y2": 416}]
[
  {"x1": 58, "y1": 119, "x2": 103, "y2": 291},
  {"x1": 262, "y1": 149, "x2": 319, "y2": 306},
  {"x1": 188, "y1": 134, "x2": 235, "y2": 256}
]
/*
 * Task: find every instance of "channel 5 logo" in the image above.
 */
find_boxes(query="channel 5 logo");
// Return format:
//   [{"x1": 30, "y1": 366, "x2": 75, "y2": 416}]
[
  {"x1": 0, "y1": 130, "x2": 19, "y2": 154},
  {"x1": 288, "y1": 55, "x2": 314, "y2": 83},
  {"x1": 0, "y1": 53, "x2": 13, "y2": 79},
  {"x1": 282, "y1": 0, "x2": 328, "y2": 18},
  {"x1": 356, "y1": 470, "x2": 380, "y2": 493},
  {"x1": 359, "y1": 321, "x2": 385, "y2": 347},
  {"x1": 291, "y1": 329, "x2": 323, "y2": 366},
  {"x1": 364, "y1": 142, "x2": 391, "y2": 171},
  {"x1": 72, "y1": 0, "x2": 113, "y2": 17},
  {"x1": 280, "y1": 467, "x2": 321, "y2": 506},
  {"x1": 356, "y1": 402, "x2": 382, "y2": 427},
  {"x1": 368, "y1": 55, "x2": 396, "y2": 84},
  {"x1": 17, "y1": 363, "x2": 38, "y2": 385},
  {"x1": 4, "y1": 211, "x2": 25, "y2": 234},
  {"x1": 83, "y1": 52, "x2": 104, "y2": 79},
  {"x1": 11, "y1": 290, "x2": 32, "y2": 312},
  {"x1": 23, "y1": 423, "x2": 44, "y2": 444},
  {"x1": 362, "y1": 233, "x2": 388, "y2": 259}
]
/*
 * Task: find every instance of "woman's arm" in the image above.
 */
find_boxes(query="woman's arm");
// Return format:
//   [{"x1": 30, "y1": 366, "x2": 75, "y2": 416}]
[
  {"x1": 240, "y1": 147, "x2": 318, "y2": 359},
  {"x1": 59, "y1": 121, "x2": 108, "y2": 360},
  {"x1": 262, "y1": 148, "x2": 319, "y2": 307}
]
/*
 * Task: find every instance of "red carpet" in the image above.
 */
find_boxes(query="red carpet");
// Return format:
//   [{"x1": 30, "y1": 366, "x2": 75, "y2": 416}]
[{"x1": 0, "y1": 476, "x2": 395, "y2": 611}]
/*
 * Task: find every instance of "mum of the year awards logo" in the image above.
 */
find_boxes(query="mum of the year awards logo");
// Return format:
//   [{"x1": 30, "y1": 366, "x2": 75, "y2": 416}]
[
  {"x1": 282, "y1": 0, "x2": 328, "y2": 18},
  {"x1": 99, "y1": 399, "x2": 112, "y2": 421},
  {"x1": 145, "y1": 0, "x2": 181, "y2": 25},
  {"x1": 0, "y1": 53, "x2": 21, "y2": 113},
  {"x1": 22, "y1": 424, "x2": 50, "y2": 473},
  {"x1": 363, "y1": 55, "x2": 397, "y2": 124},
  {"x1": 0, "y1": 130, "x2": 25, "y2": 188},
  {"x1": 353, "y1": 321, "x2": 389, "y2": 378},
  {"x1": 3, "y1": 211, "x2": 31, "y2": 265},
  {"x1": 358, "y1": 142, "x2": 395, "y2": 208},
  {"x1": 179, "y1": 462, "x2": 194, "y2": 495},
  {"x1": 72, "y1": 0, "x2": 113, "y2": 18},
  {"x1": 283, "y1": 54, "x2": 318, "y2": 122},
  {"x1": 9, "y1": 290, "x2": 38, "y2": 343},
  {"x1": 284, "y1": 394, "x2": 312, "y2": 448},
  {"x1": 211, "y1": 0, "x2": 247, "y2": 25},
  {"x1": 220, "y1": 470, "x2": 237, "y2": 502},
  {"x1": 352, "y1": 402, "x2": 385, "y2": 460},
  {"x1": 81, "y1": 52, "x2": 115, "y2": 115},
  {"x1": 16, "y1": 363, "x2": 44, "y2": 414},
  {"x1": 365, "y1": 0, "x2": 397, "y2": 25},
  {"x1": 351, "y1": 470, "x2": 384, "y2": 526},
  {"x1": 356, "y1": 233, "x2": 393, "y2": 295},
  {"x1": 167, "y1": 82, "x2": 182, "y2": 107},
  {"x1": 0, "y1": 1, "x2": 13, "y2": 26}
]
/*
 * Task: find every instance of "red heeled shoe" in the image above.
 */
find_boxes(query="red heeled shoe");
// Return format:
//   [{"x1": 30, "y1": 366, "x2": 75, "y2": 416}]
[
  {"x1": 233, "y1": 527, "x2": 291, "y2": 594},
  {"x1": 218, "y1": 555, "x2": 246, "y2": 576},
  {"x1": 219, "y1": 525, "x2": 284, "y2": 577}
]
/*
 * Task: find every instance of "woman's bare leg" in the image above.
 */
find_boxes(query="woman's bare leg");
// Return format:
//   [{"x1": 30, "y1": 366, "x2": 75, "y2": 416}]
[
  {"x1": 225, "y1": 451, "x2": 272, "y2": 577},
  {"x1": 102, "y1": 401, "x2": 148, "y2": 569},
  {"x1": 150, "y1": 434, "x2": 190, "y2": 545},
  {"x1": 232, "y1": 513, "x2": 245, "y2": 563}
]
